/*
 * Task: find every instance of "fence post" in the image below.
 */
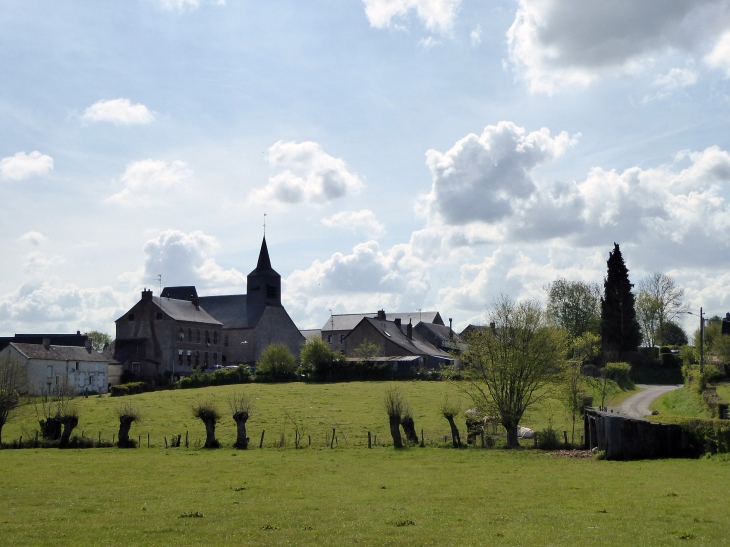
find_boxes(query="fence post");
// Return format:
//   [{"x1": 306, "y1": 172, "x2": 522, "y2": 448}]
[
  {"x1": 186, "y1": 431, "x2": 189, "y2": 448},
  {"x1": 368, "y1": 431, "x2": 372, "y2": 449},
  {"x1": 331, "y1": 428, "x2": 335, "y2": 449},
  {"x1": 148, "y1": 433, "x2": 150, "y2": 448},
  {"x1": 259, "y1": 430, "x2": 265, "y2": 449},
  {"x1": 165, "y1": 437, "x2": 168, "y2": 449},
  {"x1": 138, "y1": 435, "x2": 141, "y2": 447},
  {"x1": 308, "y1": 435, "x2": 311, "y2": 447},
  {"x1": 420, "y1": 429, "x2": 425, "y2": 448}
]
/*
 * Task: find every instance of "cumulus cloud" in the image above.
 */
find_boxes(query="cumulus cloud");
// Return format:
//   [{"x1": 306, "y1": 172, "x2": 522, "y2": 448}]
[
  {"x1": 157, "y1": 0, "x2": 225, "y2": 11},
  {"x1": 82, "y1": 98, "x2": 155, "y2": 125},
  {"x1": 18, "y1": 231, "x2": 46, "y2": 246},
  {"x1": 250, "y1": 141, "x2": 363, "y2": 205},
  {"x1": 0, "y1": 151, "x2": 53, "y2": 181},
  {"x1": 470, "y1": 25, "x2": 482, "y2": 47},
  {"x1": 124, "y1": 229, "x2": 246, "y2": 292},
  {"x1": 507, "y1": 0, "x2": 730, "y2": 93},
  {"x1": 363, "y1": 0, "x2": 461, "y2": 34},
  {"x1": 322, "y1": 210, "x2": 386, "y2": 239},
  {"x1": 105, "y1": 159, "x2": 192, "y2": 207},
  {"x1": 653, "y1": 67, "x2": 699, "y2": 90}
]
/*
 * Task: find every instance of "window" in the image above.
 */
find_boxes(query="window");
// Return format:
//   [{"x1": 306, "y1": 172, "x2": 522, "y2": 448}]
[
  {"x1": 128, "y1": 313, "x2": 135, "y2": 321},
  {"x1": 214, "y1": 353, "x2": 218, "y2": 365},
  {"x1": 340, "y1": 335, "x2": 345, "y2": 344},
  {"x1": 205, "y1": 330, "x2": 210, "y2": 345},
  {"x1": 132, "y1": 362, "x2": 140, "y2": 373},
  {"x1": 224, "y1": 335, "x2": 228, "y2": 347},
  {"x1": 179, "y1": 328, "x2": 185, "y2": 341},
  {"x1": 47, "y1": 366, "x2": 53, "y2": 378},
  {"x1": 267, "y1": 284, "x2": 277, "y2": 298},
  {"x1": 222, "y1": 355, "x2": 227, "y2": 364},
  {"x1": 188, "y1": 328, "x2": 192, "y2": 341},
  {"x1": 204, "y1": 352, "x2": 209, "y2": 366},
  {"x1": 327, "y1": 335, "x2": 333, "y2": 344},
  {"x1": 187, "y1": 351, "x2": 192, "y2": 366},
  {"x1": 156, "y1": 312, "x2": 162, "y2": 320},
  {"x1": 195, "y1": 352, "x2": 200, "y2": 367},
  {"x1": 213, "y1": 332, "x2": 218, "y2": 345},
  {"x1": 178, "y1": 350, "x2": 183, "y2": 367},
  {"x1": 197, "y1": 330, "x2": 200, "y2": 343},
  {"x1": 47, "y1": 382, "x2": 52, "y2": 393},
  {"x1": 75, "y1": 362, "x2": 79, "y2": 370}
]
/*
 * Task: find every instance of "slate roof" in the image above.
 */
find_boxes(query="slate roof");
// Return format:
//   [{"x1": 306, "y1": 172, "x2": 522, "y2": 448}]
[
  {"x1": 10, "y1": 343, "x2": 111, "y2": 362},
  {"x1": 354, "y1": 318, "x2": 452, "y2": 359},
  {"x1": 416, "y1": 322, "x2": 463, "y2": 343},
  {"x1": 322, "y1": 311, "x2": 442, "y2": 332},
  {"x1": 0, "y1": 333, "x2": 88, "y2": 352},
  {"x1": 248, "y1": 236, "x2": 279, "y2": 277},
  {"x1": 197, "y1": 295, "x2": 249, "y2": 329},
  {"x1": 159, "y1": 297, "x2": 222, "y2": 325},
  {"x1": 160, "y1": 286, "x2": 198, "y2": 300},
  {"x1": 300, "y1": 329, "x2": 322, "y2": 339}
]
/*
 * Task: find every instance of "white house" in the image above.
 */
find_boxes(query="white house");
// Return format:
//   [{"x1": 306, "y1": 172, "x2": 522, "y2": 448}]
[{"x1": 3, "y1": 338, "x2": 112, "y2": 395}]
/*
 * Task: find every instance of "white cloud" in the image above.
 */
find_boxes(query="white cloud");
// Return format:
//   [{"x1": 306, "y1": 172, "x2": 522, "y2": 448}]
[
  {"x1": 470, "y1": 25, "x2": 482, "y2": 47},
  {"x1": 419, "y1": 36, "x2": 441, "y2": 49},
  {"x1": 250, "y1": 141, "x2": 363, "y2": 205},
  {"x1": 322, "y1": 210, "x2": 386, "y2": 239},
  {"x1": 363, "y1": 0, "x2": 461, "y2": 34},
  {"x1": 0, "y1": 151, "x2": 53, "y2": 181},
  {"x1": 105, "y1": 159, "x2": 192, "y2": 207},
  {"x1": 653, "y1": 67, "x2": 699, "y2": 90},
  {"x1": 507, "y1": 0, "x2": 730, "y2": 93},
  {"x1": 82, "y1": 98, "x2": 155, "y2": 125},
  {"x1": 126, "y1": 229, "x2": 246, "y2": 292},
  {"x1": 18, "y1": 231, "x2": 46, "y2": 246},
  {"x1": 157, "y1": 0, "x2": 225, "y2": 12},
  {"x1": 705, "y1": 30, "x2": 730, "y2": 75}
]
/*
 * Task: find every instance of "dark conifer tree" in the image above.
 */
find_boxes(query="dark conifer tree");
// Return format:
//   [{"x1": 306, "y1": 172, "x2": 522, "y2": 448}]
[{"x1": 601, "y1": 243, "x2": 642, "y2": 356}]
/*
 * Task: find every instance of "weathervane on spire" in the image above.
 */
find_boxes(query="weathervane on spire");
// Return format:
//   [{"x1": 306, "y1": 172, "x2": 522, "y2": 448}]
[{"x1": 263, "y1": 213, "x2": 267, "y2": 235}]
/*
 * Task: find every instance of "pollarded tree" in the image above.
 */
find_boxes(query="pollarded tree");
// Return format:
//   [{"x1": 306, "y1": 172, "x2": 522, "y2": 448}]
[
  {"x1": 383, "y1": 386, "x2": 406, "y2": 449},
  {"x1": 0, "y1": 354, "x2": 27, "y2": 444},
  {"x1": 460, "y1": 296, "x2": 568, "y2": 447},
  {"x1": 545, "y1": 278, "x2": 602, "y2": 339},
  {"x1": 439, "y1": 396, "x2": 462, "y2": 448},
  {"x1": 601, "y1": 243, "x2": 642, "y2": 356},
  {"x1": 229, "y1": 390, "x2": 255, "y2": 449},
  {"x1": 116, "y1": 401, "x2": 140, "y2": 448},
  {"x1": 193, "y1": 400, "x2": 221, "y2": 448}
]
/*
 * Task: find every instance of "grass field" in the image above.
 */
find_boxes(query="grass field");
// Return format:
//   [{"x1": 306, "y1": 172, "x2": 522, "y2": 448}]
[
  {"x1": 650, "y1": 387, "x2": 710, "y2": 419},
  {"x1": 1, "y1": 447, "x2": 729, "y2": 546},
  {"x1": 3, "y1": 381, "x2": 637, "y2": 449}
]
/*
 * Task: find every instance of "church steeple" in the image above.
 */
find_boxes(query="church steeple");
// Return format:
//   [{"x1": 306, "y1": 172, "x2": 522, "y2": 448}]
[
  {"x1": 248, "y1": 236, "x2": 279, "y2": 277},
  {"x1": 246, "y1": 236, "x2": 282, "y2": 323}
]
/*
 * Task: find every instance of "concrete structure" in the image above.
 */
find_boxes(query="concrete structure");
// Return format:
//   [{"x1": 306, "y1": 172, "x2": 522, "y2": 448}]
[
  {"x1": 321, "y1": 310, "x2": 443, "y2": 353},
  {"x1": 114, "y1": 237, "x2": 304, "y2": 382},
  {"x1": 3, "y1": 339, "x2": 112, "y2": 395},
  {"x1": 343, "y1": 313, "x2": 454, "y2": 371}
]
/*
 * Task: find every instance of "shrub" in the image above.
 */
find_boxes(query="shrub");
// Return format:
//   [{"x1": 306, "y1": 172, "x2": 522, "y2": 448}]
[
  {"x1": 537, "y1": 424, "x2": 561, "y2": 450},
  {"x1": 256, "y1": 343, "x2": 297, "y2": 382},
  {"x1": 110, "y1": 382, "x2": 153, "y2": 397},
  {"x1": 658, "y1": 416, "x2": 730, "y2": 455},
  {"x1": 174, "y1": 367, "x2": 252, "y2": 390},
  {"x1": 603, "y1": 362, "x2": 634, "y2": 390}
]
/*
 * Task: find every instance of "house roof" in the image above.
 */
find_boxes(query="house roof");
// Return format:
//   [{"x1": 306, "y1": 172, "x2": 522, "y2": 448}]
[
  {"x1": 10, "y1": 343, "x2": 110, "y2": 362},
  {"x1": 322, "y1": 311, "x2": 442, "y2": 332},
  {"x1": 416, "y1": 322, "x2": 463, "y2": 343},
  {"x1": 353, "y1": 317, "x2": 452, "y2": 359},
  {"x1": 197, "y1": 295, "x2": 249, "y2": 329},
  {"x1": 0, "y1": 333, "x2": 88, "y2": 352},
  {"x1": 160, "y1": 286, "x2": 198, "y2": 300},
  {"x1": 155, "y1": 297, "x2": 222, "y2": 325},
  {"x1": 300, "y1": 329, "x2": 322, "y2": 339}
]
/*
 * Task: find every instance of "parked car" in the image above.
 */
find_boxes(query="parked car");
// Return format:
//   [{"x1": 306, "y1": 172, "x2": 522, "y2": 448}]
[{"x1": 203, "y1": 365, "x2": 224, "y2": 374}]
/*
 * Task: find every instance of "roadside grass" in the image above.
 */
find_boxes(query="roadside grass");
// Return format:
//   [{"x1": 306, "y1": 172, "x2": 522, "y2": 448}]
[
  {"x1": 715, "y1": 383, "x2": 730, "y2": 405},
  {"x1": 1, "y1": 447, "x2": 728, "y2": 546},
  {"x1": 650, "y1": 387, "x2": 710, "y2": 418},
  {"x1": 3, "y1": 381, "x2": 635, "y2": 449}
]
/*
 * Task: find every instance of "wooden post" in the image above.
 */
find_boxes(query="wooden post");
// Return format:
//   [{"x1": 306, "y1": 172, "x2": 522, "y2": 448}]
[
  {"x1": 331, "y1": 428, "x2": 335, "y2": 448},
  {"x1": 374, "y1": 435, "x2": 376, "y2": 446},
  {"x1": 308, "y1": 435, "x2": 311, "y2": 446},
  {"x1": 138, "y1": 435, "x2": 141, "y2": 447},
  {"x1": 186, "y1": 431, "x2": 189, "y2": 448},
  {"x1": 164, "y1": 437, "x2": 168, "y2": 449},
  {"x1": 368, "y1": 431, "x2": 372, "y2": 448},
  {"x1": 563, "y1": 431, "x2": 569, "y2": 446},
  {"x1": 420, "y1": 429, "x2": 425, "y2": 447},
  {"x1": 480, "y1": 430, "x2": 485, "y2": 448},
  {"x1": 19, "y1": 436, "x2": 22, "y2": 447},
  {"x1": 148, "y1": 433, "x2": 150, "y2": 448},
  {"x1": 177, "y1": 434, "x2": 181, "y2": 447},
  {"x1": 259, "y1": 430, "x2": 265, "y2": 449}
]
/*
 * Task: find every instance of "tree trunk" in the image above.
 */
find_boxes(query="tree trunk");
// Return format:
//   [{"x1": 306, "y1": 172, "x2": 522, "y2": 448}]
[
  {"x1": 389, "y1": 416, "x2": 403, "y2": 448},
  {"x1": 400, "y1": 416, "x2": 419, "y2": 444},
  {"x1": 445, "y1": 416, "x2": 461, "y2": 448},
  {"x1": 40, "y1": 417, "x2": 62, "y2": 440},
  {"x1": 506, "y1": 426, "x2": 519, "y2": 448},
  {"x1": 59, "y1": 415, "x2": 79, "y2": 447},
  {"x1": 0, "y1": 420, "x2": 4, "y2": 445},
  {"x1": 202, "y1": 418, "x2": 218, "y2": 448},
  {"x1": 233, "y1": 411, "x2": 249, "y2": 449},
  {"x1": 118, "y1": 415, "x2": 136, "y2": 447}
]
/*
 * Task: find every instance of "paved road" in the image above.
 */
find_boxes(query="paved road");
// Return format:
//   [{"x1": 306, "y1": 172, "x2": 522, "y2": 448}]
[{"x1": 614, "y1": 384, "x2": 683, "y2": 418}]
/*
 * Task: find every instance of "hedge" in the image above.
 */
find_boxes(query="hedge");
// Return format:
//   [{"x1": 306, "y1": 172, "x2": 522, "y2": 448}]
[
  {"x1": 173, "y1": 366, "x2": 252, "y2": 390},
  {"x1": 110, "y1": 382, "x2": 154, "y2": 397},
  {"x1": 658, "y1": 416, "x2": 730, "y2": 455}
]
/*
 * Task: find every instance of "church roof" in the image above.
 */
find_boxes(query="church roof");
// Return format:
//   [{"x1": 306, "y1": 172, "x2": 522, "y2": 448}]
[
  {"x1": 161, "y1": 286, "x2": 198, "y2": 300},
  {"x1": 197, "y1": 295, "x2": 250, "y2": 329},
  {"x1": 248, "y1": 236, "x2": 280, "y2": 277}
]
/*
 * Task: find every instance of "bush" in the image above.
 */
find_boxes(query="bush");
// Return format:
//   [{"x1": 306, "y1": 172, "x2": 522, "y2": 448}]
[
  {"x1": 256, "y1": 343, "x2": 297, "y2": 382},
  {"x1": 110, "y1": 382, "x2": 154, "y2": 397},
  {"x1": 603, "y1": 362, "x2": 634, "y2": 390},
  {"x1": 658, "y1": 417, "x2": 730, "y2": 455},
  {"x1": 537, "y1": 424, "x2": 561, "y2": 450},
  {"x1": 174, "y1": 366, "x2": 252, "y2": 390},
  {"x1": 661, "y1": 353, "x2": 681, "y2": 368}
]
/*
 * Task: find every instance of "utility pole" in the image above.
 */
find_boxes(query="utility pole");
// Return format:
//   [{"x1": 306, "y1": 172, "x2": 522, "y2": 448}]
[{"x1": 700, "y1": 307, "x2": 705, "y2": 376}]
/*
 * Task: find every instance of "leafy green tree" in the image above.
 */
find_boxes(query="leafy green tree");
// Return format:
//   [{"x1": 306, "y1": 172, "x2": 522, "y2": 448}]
[
  {"x1": 601, "y1": 243, "x2": 641, "y2": 356},
  {"x1": 0, "y1": 354, "x2": 27, "y2": 444},
  {"x1": 87, "y1": 331, "x2": 112, "y2": 352},
  {"x1": 545, "y1": 278, "x2": 601, "y2": 338},
  {"x1": 300, "y1": 338, "x2": 345, "y2": 378},
  {"x1": 353, "y1": 340, "x2": 383, "y2": 360},
  {"x1": 562, "y1": 361, "x2": 588, "y2": 446},
  {"x1": 661, "y1": 321, "x2": 688, "y2": 346},
  {"x1": 635, "y1": 291, "x2": 661, "y2": 347},
  {"x1": 459, "y1": 296, "x2": 568, "y2": 447},
  {"x1": 256, "y1": 343, "x2": 296, "y2": 381}
]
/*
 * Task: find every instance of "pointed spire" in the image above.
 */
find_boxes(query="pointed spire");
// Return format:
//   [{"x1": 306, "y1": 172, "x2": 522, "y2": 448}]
[{"x1": 256, "y1": 236, "x2": 272, "y2": 271}]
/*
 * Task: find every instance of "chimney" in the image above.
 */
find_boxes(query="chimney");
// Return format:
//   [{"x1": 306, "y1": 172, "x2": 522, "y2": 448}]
[
  {"x1": 76, "y1": 330, "x2": 81, "y2": 335},
  {"x1": 394, "y1": 317, "x2": 402, "y2": 330},
  {"x1": 449, "y1": 318, "x2": 453, "y2": 339},
  {"x1": 407, "y1": 319, "x2": 413, "y2": 340},
  {"x1": 85, "y1": 339, "x2": 93, "y2": 353},
  {"x1": 42, "y1": 337, "x2": 51, "y2": 350},
  {"x1": 377, "y1": 309, "x2": 386, "y2": 321},
  {"x1": 192, "y1": 297, "x2": 200, "y2": 310},
  {"x1": 141, "y1": 288, "x2": 153, "y2": 301}
]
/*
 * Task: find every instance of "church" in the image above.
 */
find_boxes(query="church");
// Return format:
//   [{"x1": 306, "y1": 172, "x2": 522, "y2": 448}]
[{"x1": 114, "y1": 237, "x2": 304, "y2": 382}]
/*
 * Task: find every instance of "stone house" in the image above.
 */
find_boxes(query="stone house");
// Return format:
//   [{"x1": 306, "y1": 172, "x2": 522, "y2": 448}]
[{"x1": 3, "y1": 338, "x2": 112, "y2": 395}]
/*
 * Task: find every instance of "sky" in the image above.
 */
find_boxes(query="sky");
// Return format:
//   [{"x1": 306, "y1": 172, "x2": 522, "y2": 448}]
[{"x1": 2, "y1": 0, "x2": 730, "y2": 337}]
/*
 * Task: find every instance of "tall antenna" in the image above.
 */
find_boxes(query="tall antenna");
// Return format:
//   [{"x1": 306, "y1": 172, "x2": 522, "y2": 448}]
[
  {"x1": 263, "y1": 213, "x2": 267, "y2": 235},
  {"x1": 157, "y1": 274, "x2": 162, "y2": 295}
]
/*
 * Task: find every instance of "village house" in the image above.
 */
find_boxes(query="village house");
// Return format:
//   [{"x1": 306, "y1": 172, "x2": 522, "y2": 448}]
[{"x1": 3, "y1": 338, "x2": 112, "y2": 395}]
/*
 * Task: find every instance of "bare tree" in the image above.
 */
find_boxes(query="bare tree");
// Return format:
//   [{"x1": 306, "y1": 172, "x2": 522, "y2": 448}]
[
  {"x1": 383, "y1": 387, "x2": 406, "y2": 448},
  {"x1": 635, "y1": 291, "x2": 661, "y2": 347},
  {"x1": 0, "y1": 354, "x2": 26, "y2": 444},
  {"x1": 545, "y1": 278, "x2": 601, "y2": 339},
  {"x1": 638, "y1": 272, "x2": 688, "y2": 345},
  {"x1": 35, "y1": 379, "x2": 75, "y2": 441},
  {"x1": 439, "y1": 396, "x2": 462, "y2": 448},
  {"x1": 193, "y1": 400, "x2": 221, "y2": 448},
  {"x1": 460, "y1": 296, "x2": 568, "y2": 447},
  {"x1": 561, "y1": 361, "x2": 589, "y2": 445},
  {"x1": 229, "y1": 391, "x2": 255, "y2": 449},
  {"x1": 117, "y1": 401, "x2": 141, "y2": 448},
  {"x1": 400, "y1": 404, "x2": 419, "y2": 445}
]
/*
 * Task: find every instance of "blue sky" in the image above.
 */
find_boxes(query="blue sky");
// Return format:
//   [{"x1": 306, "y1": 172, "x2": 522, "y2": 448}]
[{"x1": 2, "y1": 0, "x2": 730, "y2": 336}]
